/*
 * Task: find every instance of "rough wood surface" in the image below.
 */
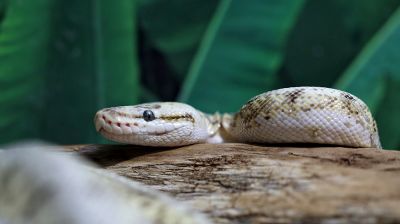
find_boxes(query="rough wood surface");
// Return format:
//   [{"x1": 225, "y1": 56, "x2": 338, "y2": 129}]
[{"x1": 66, "y1": 144, "x2": 400, "y2": 224}]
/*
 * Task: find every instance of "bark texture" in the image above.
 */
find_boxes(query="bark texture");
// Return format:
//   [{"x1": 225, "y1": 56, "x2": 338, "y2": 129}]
[{"x1": 66, "y1": 144, "x2": 400, "y2": 224}]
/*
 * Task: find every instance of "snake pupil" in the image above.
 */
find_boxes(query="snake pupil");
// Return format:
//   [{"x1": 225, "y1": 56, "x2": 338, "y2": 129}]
[{"x1": 143, "y1": 110, "x2": 155, "y2": 122}]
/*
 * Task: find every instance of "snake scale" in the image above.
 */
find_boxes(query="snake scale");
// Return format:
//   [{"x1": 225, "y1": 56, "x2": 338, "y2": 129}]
[{"x1": 95, "y1": 87, "x2": 382, "y2": 149}]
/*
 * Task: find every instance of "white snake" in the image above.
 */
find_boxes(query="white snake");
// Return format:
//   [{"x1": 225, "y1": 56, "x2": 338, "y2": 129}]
[
  {"x1": 95, "y1": 87, "x2": 382, "y2": 149},
  {"x1": 0, "y1": 143, "x2": 211, "y2": 224},
  {"x1": 0, "y1": 87, "x2": 382, "y2": 224}
]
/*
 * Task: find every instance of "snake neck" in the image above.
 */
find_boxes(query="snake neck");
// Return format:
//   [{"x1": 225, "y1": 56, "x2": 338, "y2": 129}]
[{"x1": 204, "y1": 112, "x2": 237, "y2": 143}]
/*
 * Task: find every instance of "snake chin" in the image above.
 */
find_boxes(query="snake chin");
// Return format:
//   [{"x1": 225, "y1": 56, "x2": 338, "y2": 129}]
[
  {"x1": 97, "y1": 128, "x2": 137, "y2": 144},
  {"x1": 97, "y1": 125, "x2": 189, "y2": 146}
]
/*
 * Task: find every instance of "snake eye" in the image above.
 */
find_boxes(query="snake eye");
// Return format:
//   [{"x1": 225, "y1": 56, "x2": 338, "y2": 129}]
[{"x1": 143, "y1": 110, "x2": 155, "y2": 122}]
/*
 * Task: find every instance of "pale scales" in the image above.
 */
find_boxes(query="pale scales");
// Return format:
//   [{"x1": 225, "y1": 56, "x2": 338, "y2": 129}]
[
  {"x1": 0, "y1": 143, "x2": 211, "y2": 224},
  {"x1": 95, "y1": 87, "x2": 381, "y2": 149}
]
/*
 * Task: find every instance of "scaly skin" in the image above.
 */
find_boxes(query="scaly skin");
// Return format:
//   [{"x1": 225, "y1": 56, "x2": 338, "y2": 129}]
[
  {"x1": 0, "y1": 143, "x2": 211, "y2": 224},
  {"x1": 95, "y1": 102, "x2": 216, "y2": 146},
  {"x1": 95, "y1": 87, "x2": 381, "y2": 149}
]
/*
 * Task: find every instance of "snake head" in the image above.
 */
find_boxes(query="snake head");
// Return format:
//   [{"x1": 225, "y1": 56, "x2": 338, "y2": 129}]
[{"x1": 94, "y1": 102, "x2": 210, "y2": 146}]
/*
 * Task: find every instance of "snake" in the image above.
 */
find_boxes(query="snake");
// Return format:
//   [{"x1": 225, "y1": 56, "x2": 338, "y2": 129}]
[
  {"x1": 0, "y1": 87, "x2": 382, "y2": 224},
  {"x1": 94, "y1": 87, "x2": 382, "y2": 149},
  {"x1": 0, "y1": 143, "x2": 211, "y2": 224}
]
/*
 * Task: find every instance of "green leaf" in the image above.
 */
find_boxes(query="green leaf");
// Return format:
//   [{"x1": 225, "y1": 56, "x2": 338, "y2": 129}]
[
  {"x1": 374, "y1": 78, "x2": 400, "y2": 150},
  {"x1": 138, "y1": 0, "x2": 218, "y2": 80},
  {"x1": 43, "y1": 0, "x2": 139, "y2": 144},
  {"x1": 178, "y1": 0, "x2": 305, "y2": 113},
  {"x1": 0, "y1": 0, "x2": 53, "y2": 143},
  {"x1": 283, "y1": 0, "x2": 400, "y2": 87},
  {"x1": 0, "y1": 0, "x2": 139, "y2": 144},
  {"x1": 335, "y1": 5, "x2": 400, "y2": 149}
]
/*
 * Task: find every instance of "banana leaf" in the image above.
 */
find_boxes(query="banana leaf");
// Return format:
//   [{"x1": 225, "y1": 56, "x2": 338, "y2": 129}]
[
  {"x1": 283, "y1": 0, "x2": 400, "y2": 87},
  {"x1": 0, "y1": 0, "x2": 53, "y2": 143},
  {"x1": 0, "y1": 0, "x2": 139, "y2": 144},
  {"x1": 138, "y1": 0, "x2": 218, "y2": 80},
  {"x1": 178, "y1": 0, "x2": 305, "y2": 113},
  {"x1": 335, "y1": 5, "x2": 400, "y2": 149}
]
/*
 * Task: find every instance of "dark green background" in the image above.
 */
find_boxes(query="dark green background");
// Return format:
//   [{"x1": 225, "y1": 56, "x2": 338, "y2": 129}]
[{"x1": 1, "y1": 0, "x2": 399, "y2": 149}]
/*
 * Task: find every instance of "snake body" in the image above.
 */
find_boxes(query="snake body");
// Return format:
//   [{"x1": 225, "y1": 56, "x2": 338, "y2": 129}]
[
  {"x1": 0, "y1": 143, "x2": 210, "y2": 224},
  {"x1": 95, "y1": 87, "x2": 382, "y2": 149},
  {"x1": 0, "y1": 87, "x2": 382, "y2": 223}
]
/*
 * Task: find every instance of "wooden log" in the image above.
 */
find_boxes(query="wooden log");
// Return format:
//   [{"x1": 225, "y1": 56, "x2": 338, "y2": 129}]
[{"x1": 66, "y1": 144, "x2": 400, "y2": 224}]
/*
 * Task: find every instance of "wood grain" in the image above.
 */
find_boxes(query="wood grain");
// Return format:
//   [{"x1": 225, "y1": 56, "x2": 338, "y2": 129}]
[{"x1": 66, "y1": 144, "x2": 400, "y2": 224}]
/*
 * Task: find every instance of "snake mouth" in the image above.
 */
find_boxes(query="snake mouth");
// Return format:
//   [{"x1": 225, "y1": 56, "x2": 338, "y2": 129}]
[
  {"x1": 94, "y1": 114, "x2": 178, "y2": 138},
  {"x1": 97, "y1": 128, "x2": 130, "y2": 143},
  {"x1": 95, "y1": 123, "x2": 140, "y2": 144},
  {"x1": 96, "y1": 122, "x2": 185, "y2": 147}
]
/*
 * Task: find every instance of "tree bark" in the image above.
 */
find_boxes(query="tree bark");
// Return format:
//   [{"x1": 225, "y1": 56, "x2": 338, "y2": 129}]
[{"x1": 66, "y1": 144, "x2": 400, "y2": 224}]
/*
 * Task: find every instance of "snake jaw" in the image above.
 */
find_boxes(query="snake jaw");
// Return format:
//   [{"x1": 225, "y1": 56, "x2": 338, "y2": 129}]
[
  {"x1": 94, "y1": 103, "x2": 211, "y2": 146},
  {"x1": 94, "y1": 107, "x2": 192, "y2": 146}
]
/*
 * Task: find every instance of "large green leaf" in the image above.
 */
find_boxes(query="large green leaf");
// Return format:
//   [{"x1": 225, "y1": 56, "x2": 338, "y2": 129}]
[
  {"x1": 178, "y1": 0, "x2": 305, "y2": 113},
  {"x1": 283, "y1": 0, "x2": 400, "y2": 87},
  {"x1": 138, "y1": 0, "x2": 218, "y2": 80},
  {"x1": 374, "y1": 79, "x2": 400, "y2": 150},
  {"x1": 137, "y1": 0, "x2": 218, "y2": 101},
  {"x1": 335, "y1": 5, "x2": 400, "y2": 149},
  {"x1": 0, "y1": 0, "x2": 53, "y2": 143},
  {"x1": 0, "y1": 0, "x2": 139, "y2": 145},
  {"x1": 43, "y1": 0, "x2": 139, "y2": 144}
]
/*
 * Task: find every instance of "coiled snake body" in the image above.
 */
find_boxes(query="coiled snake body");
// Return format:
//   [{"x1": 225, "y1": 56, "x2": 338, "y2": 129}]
[
  {"x1": 0, "y1": 87, "x2": 382, "y2": 224},
  {"x1": 95, "y1": 87, "x2": 382, "y2": 149},
  {"x1": 0, "y1": 144, "x2": 210, "y2": 224}
]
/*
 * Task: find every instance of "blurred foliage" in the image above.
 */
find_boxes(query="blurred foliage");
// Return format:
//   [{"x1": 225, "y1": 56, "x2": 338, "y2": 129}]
[{"x1": 0, "y1": 0, "x2": 400, "y2": 149}]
